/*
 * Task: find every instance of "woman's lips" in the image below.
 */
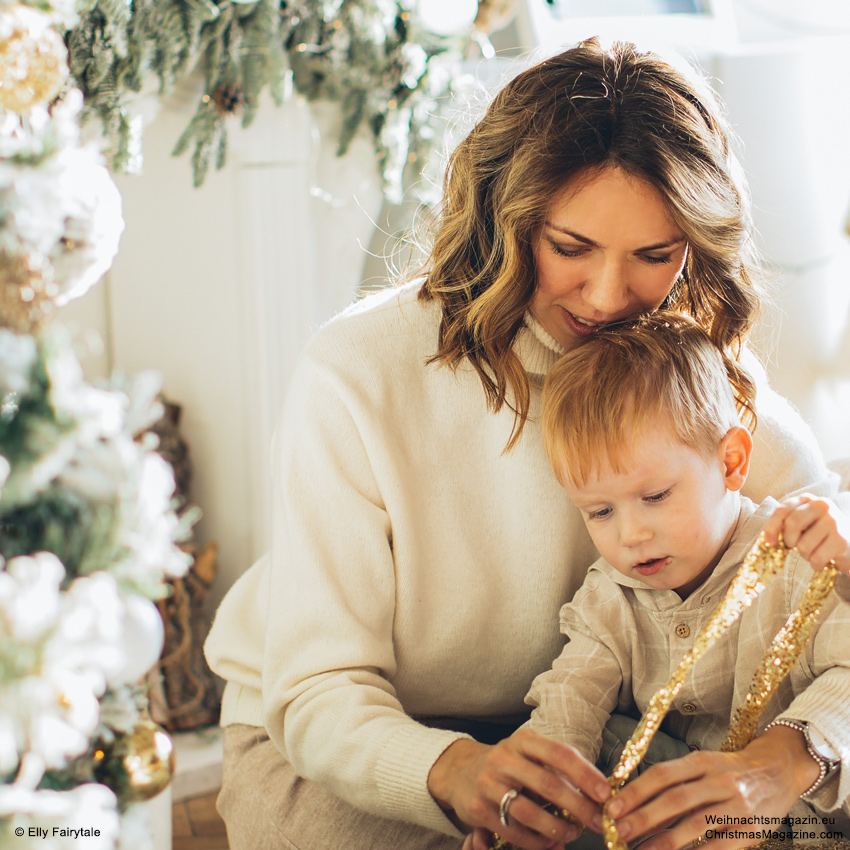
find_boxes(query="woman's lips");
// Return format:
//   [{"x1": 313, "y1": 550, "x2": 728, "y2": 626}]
[
  {"x1": 634, "y1": 557, "x2": 670, "y2": 577},
  {"x1": 560, "y1": 307, "x2": 605, "y2": 338}
]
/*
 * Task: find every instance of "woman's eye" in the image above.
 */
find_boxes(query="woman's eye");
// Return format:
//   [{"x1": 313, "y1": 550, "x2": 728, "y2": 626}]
[
  {"x1": 644, "y1": 489, "x2": 671, "y2": 504},
  {"x1": 641, "y1": 254, "x2": 673, "y2": 265},
  {"x1": 550, "y1": 242, "x2": 585, "y2": 259}
]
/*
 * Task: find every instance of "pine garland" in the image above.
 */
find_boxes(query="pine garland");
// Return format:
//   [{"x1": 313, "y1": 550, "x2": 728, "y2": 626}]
[{"x1": 65, "y1": 0, "x2": 472, "y2": 199}]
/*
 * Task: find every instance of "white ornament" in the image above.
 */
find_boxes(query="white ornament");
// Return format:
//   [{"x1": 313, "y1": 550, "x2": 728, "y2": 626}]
[
  {"x1": 0, "y1": 551, "x2": 63, "y2": 643},
  {"x1": 115, "y1": 592, "x2": 164, "y2": 685},
  {"x1": 0, "y1": 328, "x2": 38, "y2": 395},
  {"x1": 416, "y1": 0, "x2": 478, "y2": 35},
  {"x1": 50, "y1": 143, "x2": 125, "y2": 307}
]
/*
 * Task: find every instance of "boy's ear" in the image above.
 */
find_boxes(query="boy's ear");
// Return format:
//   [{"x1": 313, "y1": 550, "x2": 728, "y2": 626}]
[{"x1": 720, "y1": 425, "x2": 752, "y2": 492}]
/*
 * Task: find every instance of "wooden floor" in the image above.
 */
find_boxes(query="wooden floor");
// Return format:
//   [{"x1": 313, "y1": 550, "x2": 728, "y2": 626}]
[{"x1": 173, "y1": 791, "x2": 229, "y2": 850}]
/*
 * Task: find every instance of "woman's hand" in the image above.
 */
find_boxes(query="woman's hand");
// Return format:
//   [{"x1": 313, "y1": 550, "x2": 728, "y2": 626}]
[
  {"x1": 605, "y1": 725, "x2": 821, "y2": 850},
  {"x1": 762, "y1": 493, "x2": 850, "y2": 572},
  {"x1": 427, "y1": 728, "x2": 610, "y2": 850}
]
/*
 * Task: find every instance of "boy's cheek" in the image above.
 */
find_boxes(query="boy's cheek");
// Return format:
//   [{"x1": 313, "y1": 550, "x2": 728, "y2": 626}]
[{"x1": 590, "y1": 532, "x2": 619, "y2": 564}]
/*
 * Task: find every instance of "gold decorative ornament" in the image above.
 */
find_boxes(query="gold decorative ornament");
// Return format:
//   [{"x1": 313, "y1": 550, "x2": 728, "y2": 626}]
[
  {"x1": 601, "y1": 536, "x2": 837, "y2": 850},
  {"x1": 493, "y1": 536, "x2": 840, "y2": 850},
  {"x1": 0, "y1": 4, "x2": 69, "y2": 113},
  {"x1": 473, "y1": 0, "x2": 516, "y2": 34},
  {"x1": 0, "y1": 250, "x2": 53, "y2": 333},
  {"x1": 95, "y1": 719, "x2": 176, "y2": 803},
  {"x1": 720, "y1": 564, "x2": 838, "y2": 753}
]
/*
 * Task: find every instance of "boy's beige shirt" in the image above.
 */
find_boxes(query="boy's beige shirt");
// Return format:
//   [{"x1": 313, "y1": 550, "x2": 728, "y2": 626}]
[{"x1": 527, "y1": 496, "x2": 850, "y2": 834}]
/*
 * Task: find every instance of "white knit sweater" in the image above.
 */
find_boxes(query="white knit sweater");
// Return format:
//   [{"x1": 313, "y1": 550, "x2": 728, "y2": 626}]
[{"x1": 205, "y1": 281, "x2": 845, "y2": 836}]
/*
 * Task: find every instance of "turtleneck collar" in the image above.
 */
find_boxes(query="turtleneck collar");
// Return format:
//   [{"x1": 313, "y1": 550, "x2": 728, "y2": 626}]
[{"x1": 513, "y1": 313, "x2": 567, "y2": 380}]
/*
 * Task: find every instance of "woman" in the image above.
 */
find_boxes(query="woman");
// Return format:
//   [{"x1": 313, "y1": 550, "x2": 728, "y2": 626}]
[{"x1": 205, "y1": 38, "x2": 848, "y2": 850}]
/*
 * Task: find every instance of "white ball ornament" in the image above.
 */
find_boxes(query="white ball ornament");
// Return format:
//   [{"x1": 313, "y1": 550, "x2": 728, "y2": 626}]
[
  {"x1": 115, "y1": 593, "x2": 164, "y2": 685},
  {"x1": 416, "y1": 0, "x2": 479, "y2": 35}
]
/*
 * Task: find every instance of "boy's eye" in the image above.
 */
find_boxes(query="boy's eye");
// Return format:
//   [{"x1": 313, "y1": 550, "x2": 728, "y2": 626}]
[
  {"x1": 643, "y1": 489, "x2": 671, "y2": 504},
  {"x1": 587, "y1": 507, "x2": 612, "y2": 520}
]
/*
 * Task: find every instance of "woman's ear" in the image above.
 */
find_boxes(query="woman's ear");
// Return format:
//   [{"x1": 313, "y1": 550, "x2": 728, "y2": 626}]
[{"x1": 720, "y1": 425, "x2": 753, "y2": 492}]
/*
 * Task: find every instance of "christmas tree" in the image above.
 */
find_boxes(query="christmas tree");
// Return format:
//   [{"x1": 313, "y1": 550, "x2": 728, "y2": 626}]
[
  {"x1": 0, "y1": 0, "x2": 517, "y2": 843},
  {"x1": 0, "y1": 2, "x2": 195, "y2": 846}
]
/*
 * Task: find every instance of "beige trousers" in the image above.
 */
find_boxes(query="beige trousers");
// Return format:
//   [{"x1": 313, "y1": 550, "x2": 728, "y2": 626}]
[{"x1": 217, "y1": 724, "x2": 464, "y2": 850}]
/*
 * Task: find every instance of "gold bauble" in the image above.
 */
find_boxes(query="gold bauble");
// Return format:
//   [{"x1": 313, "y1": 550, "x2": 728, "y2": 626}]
[
  {"x1": 0, "y1": 4, "x2": 69, "y2": 113},
  {"x1": 0, "y1": 249, "x2": 53, "y2": 332},
  {"x1": 473, "y1": 0, "x2": 516, "y2": 34},
  {"x1": 96, "y1": 720, "x2": 176, "y2": 803}
]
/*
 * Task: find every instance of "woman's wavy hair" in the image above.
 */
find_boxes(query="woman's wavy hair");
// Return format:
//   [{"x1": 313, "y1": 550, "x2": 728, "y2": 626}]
[{"x1": 417, "y1": 37, "x2": 761, "y2": 450}]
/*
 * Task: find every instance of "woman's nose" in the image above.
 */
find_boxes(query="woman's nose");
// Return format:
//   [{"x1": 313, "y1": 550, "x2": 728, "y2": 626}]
[{"x1": 582, "y1": 259, "x2": 630, "y2": 316}]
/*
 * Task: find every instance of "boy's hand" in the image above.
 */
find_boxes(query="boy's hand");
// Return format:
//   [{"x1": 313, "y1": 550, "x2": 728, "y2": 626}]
[{"x1": 763, "y1": 493, "x2": 850, "y2": 572}]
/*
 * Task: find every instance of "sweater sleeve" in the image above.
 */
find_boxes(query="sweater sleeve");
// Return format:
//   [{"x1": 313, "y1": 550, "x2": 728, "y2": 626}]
[
  {"x1": 261, "y1": 352, "x2": 469, "y2": 836},
  {"x1": 525, "y1": 573, "x2": 625, "y2": 764},
  {"x1": 774, "y1": 555, "x2": 850, "y2": 814}
]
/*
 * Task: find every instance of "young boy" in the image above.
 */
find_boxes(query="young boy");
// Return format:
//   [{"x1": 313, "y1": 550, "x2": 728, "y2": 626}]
[{"x1": 527, "y1": 312, "x2": 850, "y2": 842}]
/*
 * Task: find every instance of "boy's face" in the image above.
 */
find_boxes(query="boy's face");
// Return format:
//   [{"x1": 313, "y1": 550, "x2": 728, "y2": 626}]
[{"x1": 562, "y1": 421, "x2": 746, "y2": 599}]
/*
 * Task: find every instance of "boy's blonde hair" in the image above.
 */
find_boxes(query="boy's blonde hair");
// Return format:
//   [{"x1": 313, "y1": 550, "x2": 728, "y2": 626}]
[{"x1": 541, "y1": 312, "x2": 756, "y2": 487}]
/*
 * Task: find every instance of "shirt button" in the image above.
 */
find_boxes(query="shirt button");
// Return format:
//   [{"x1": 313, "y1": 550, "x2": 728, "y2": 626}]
[
  {"x1": 682, "y1": 702, "x2": 697, "y2": 713},
  {"x1": 675, "y1": 623, "x2": 690, "y2": 638}
]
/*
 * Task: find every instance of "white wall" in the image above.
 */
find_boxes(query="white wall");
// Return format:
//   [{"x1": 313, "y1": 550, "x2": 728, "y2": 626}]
[
  {"x1": 63, "y1": 84, "x2": 383, "y2": 614},
  {"x1": 714, "y1": 37, "x2": 850, "y2": 462}
]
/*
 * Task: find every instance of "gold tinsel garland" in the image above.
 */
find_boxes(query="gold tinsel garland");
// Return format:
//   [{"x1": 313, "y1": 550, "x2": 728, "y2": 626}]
[
  {"x1": 600, "y1": 537, "x2": 837, "y2": 850},
  {"x1": 493, "y1": 536, "x2": 842, "y2": 850},
  {"x1": 720, "y1": 564, "x2": 839, "y2": 754}
]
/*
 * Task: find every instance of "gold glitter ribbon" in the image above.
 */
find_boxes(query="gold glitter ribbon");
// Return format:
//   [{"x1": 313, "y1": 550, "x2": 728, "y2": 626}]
[
  {"x1": 492, "y1": 535, "x2": 838, "y2": 850},
  {"x1": 602, "y1": 535, "x2": 837, "y2": 850},
  {"x1": 720, "y1": 562, "x2": 838, "y2": 753}
]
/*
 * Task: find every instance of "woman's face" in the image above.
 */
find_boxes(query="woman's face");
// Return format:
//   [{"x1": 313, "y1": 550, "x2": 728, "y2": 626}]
[{"x1": 530, "y1": 166, "x2": 689, "y2": 350}]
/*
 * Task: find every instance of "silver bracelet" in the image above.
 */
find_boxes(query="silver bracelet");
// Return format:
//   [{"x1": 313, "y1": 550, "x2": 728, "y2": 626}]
[{"x1": 765, "y1": 718, "x2": 838, "y2": 798}]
